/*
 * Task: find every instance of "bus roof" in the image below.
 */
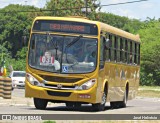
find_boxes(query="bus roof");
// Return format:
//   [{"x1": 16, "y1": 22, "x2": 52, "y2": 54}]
[
  {"x1": 34, "y1": 16, "x2": 97, "y2": 24},
  {"x1": 34, "y1": 16, "x2": 140, "y2": 42},
  {"x1": 99, "y1": 22, "x2": 140, "y2": 42}
]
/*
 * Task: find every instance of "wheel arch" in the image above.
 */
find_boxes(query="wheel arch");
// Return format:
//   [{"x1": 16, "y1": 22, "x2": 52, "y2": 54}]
[{"x1": 102, "y1": 79, "x2": 109, "y2": 95}]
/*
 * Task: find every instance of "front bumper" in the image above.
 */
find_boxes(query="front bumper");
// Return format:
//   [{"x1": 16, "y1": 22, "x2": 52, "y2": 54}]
[{"x1": 25, "y1": 80, "x2": 98, "y2": 104}]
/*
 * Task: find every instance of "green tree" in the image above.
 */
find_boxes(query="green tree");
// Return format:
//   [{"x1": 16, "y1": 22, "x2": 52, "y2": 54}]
[
  {"x1": 45, "y1": 0, "x2": 100, "y2": 19},
  {"x1": 9, "y1": 47, "x2": 28, "y2": 71},
  {"x1": 96, "y1": 12, "x2": 143, "y2": 34},
  {"x1": 0, "y1": 4, "x2": 44, "y2": 57},
  {"x1": 139, "y1": 20, "x2": 160, "y2": 85},
  {"x1": 0, "y1": 4, "x2": 44, "y2": 71}
]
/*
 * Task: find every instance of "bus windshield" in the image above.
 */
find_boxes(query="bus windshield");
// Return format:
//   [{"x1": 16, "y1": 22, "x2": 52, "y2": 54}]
[{"x1": 28, "y1": 34, "x2": 97, "y2": 74}]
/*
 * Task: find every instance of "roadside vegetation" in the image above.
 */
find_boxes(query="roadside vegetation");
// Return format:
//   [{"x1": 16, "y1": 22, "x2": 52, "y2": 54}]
[
  {"x1": 0, "y1": 0, "x2": 160, "y2": 86},
  {"x1": 138, "y1": 86, "x2": 160, "y2": 98}
]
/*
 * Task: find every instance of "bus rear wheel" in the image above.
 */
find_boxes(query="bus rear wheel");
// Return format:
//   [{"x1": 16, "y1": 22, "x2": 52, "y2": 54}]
[
  {"x1": 34, "y1": 98, "x2": 48, "y2": 110},
  {"x1": 110, "y1": 88, "x2": 128, "y2": 108},
  {"x1": 92, "y1": 89, "x2": 107, "y2": 111},
  {"x1": 118, "y1": 88, "x2": 128, "y2": 108}
]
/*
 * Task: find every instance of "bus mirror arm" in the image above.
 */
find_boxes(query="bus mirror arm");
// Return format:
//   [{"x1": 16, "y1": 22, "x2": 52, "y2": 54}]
[
  {"x1": 22, "y1": 36, "x2": 27, "y2": 46},
  {"x1": 22, "y1": 28, "x2": 30, "y2": 46},
  {"x1": 99, "y1": 60, "x2": 105, "y2": 69}
]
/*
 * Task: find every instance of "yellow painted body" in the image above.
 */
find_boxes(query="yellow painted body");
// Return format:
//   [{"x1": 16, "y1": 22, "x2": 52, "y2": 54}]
[{"x1": 25, "y1": 16, "x2": 140, "y2": 104}]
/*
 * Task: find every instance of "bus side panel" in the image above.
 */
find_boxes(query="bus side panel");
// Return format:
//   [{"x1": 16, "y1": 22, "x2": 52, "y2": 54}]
[
  {"x1": 127, "y1": 66, "x2": 140, "y2": 100},
  {"x1": 107, "y1": 63, "x2": 124, "y2": 102}
]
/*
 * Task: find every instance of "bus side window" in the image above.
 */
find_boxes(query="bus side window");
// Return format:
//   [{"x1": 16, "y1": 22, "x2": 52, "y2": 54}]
[
  {"x1": 138, "y1": 44, "x2": 140, "y2": 65},
  {"x1": 124, "y1": 39, "x2": 128, "y2": 63},
  {"x1": 114, "y1": 36, "x2": 117, "y2": 62},
  {"x1": 127, "y1": 41, "x2": 131, "y2": 64},
  {"x1": 100, "y1": 36, "x2": 106, "y2": 69},
  {"x1": 105, "y1": 33, "x2": 110, "y2": 61},
  {"x1": 130, "y1": 41, "x2": 132, "y2": 64},
  {"x1": 120, "y1": 38, "x2": 123, "y2": 62},
  {"x1": 111, "y1": 36, "x2": 115, "y2": 61},
  {"x1": 134, "y1": 43, "x2": 137, "y2": 64},
  {"x1": 117, "y1": 37, "x2": 120, "y2": 62},
  {"x1": 108, "y1": 34, "x2": 112, "y2": 61},
  {"x1": 132, "y1": 42, "x2": 135, "y2": 64}
]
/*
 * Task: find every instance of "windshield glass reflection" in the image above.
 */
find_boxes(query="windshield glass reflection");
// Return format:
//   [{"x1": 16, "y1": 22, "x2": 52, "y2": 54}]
[{"x1": 28, "y1": 34, "x2": 97, "y2": 74}]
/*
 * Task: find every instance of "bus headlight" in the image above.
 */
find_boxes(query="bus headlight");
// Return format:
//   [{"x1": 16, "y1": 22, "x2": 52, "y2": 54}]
[
  {"x1": 26, "y1": 73, "x2": 42, "y2": 86},
  {"x1": 76, "y1": 79, "x2": 96, "y2": 90}
]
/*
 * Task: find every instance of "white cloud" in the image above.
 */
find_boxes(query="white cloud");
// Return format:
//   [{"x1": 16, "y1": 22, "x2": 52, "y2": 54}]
[
  {"x1": 139, "y1": 2, "x2": 154, "y2": 9},
  {"x1": 103, "y1": 7, "x2": 139, "y2": 19},
  {"x1": 101, "y1": 0, "x2": 130, "y2": 4},
  {"x1": 0, "y1": 0, "x2": 46, "y2": 8}
]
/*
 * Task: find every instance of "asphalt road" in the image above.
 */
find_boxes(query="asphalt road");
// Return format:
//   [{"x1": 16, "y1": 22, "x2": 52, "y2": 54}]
[{"x1": 0, "y1": 88, "x2": 160, "y2": 115}]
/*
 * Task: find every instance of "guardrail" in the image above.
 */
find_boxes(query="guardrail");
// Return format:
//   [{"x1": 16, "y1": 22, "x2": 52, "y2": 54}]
[{"x1": 0, "y1": 77, "x2": 12, "y2": 99}]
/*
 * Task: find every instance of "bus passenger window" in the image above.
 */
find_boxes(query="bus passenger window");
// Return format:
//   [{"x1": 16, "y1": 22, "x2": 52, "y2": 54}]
[
  {"x1": 114, "y1": 36, "x2": 117, "y2": 62},
  {"x1": 100, "y1": 36, "x2": 105, "y2": 69},
  {"x1": 129, "y1": 54, "x2": 132, "y2": 64},
  {"x1": 138, "y1": 44, "x2": 140, "y2": 65},
  {"x1": 124, "y1": 39, "x2": 128, "y2": 63},
  {"x1": 120, "y1": 38, "x2": 123, "y2": 62},
  {"x1": 134, "y1": 43, "x2": 137, "y2": 64},
  {"x1": 130, "y1": 41, "x2": 132, "y2": 64}
]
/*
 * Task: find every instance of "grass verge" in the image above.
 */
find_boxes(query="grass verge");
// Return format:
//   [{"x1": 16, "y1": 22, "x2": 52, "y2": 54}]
[{"x1": 137, "y1": 86, "x2": 160, "y2": 98}]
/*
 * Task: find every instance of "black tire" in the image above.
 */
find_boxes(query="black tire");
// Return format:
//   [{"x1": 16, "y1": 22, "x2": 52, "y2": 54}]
[
  {"x1": 110, "y1": 102, "x2": 119, "y2": 109},
  {"x1": 34, "y1": 98, "x2": 48, "y2": 110},
  {"x1": 92, "y1": 89, "x2": 107, "y2": 111},
  {"x1": 118, "y1": 88, "x2": 127, "y2": 108},
  {"x1": 65, "y1": 102, "x2": 74, "y2": 108},
  {"x1": 110, "y1": 88, "x2": 128, "y2": 109},
  {"x1": 66, "y1": 102, "x2": 81, "y2": 109},
  {"x1": 74, "y1": 103, "x2": 81, "y2": 109}
]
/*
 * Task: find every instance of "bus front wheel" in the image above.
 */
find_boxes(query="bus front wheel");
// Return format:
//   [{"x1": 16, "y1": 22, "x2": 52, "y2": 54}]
[
  {"x1": 66, "y1": 102, "x2": 81, "y2": 109},
  {"x1": 92, "y1": 89, "x2": 107, "y2": 111},
  {"x1": 34, "y1": 98, "x2": 48, "y2": 110}
]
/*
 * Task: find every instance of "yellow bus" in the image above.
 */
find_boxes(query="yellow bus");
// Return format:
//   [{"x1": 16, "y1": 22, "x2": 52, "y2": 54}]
[{"x1": 25, "y1": 16, "x2": 140, "y2": 111}]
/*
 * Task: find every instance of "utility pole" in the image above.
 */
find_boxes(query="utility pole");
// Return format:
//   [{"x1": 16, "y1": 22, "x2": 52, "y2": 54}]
[
  {"x1": 85, "y1": 0, "x2": 88, "y2": 17},
  {"x1": 25, "y1": 1, "x2": 27, "y2": 6}
]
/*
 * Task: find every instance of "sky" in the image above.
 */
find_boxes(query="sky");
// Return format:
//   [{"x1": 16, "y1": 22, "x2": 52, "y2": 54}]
[{"x1": 0, "y1": 0, "x2": 159, "y2": 21}]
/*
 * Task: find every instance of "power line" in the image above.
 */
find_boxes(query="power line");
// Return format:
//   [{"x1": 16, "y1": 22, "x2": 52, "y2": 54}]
[
  {"x1": 0, "y1": 0, "x2": 149, "y2": 14},
  {"x1": 101, "y1": 0, "x2": 149, "y2": 7}
]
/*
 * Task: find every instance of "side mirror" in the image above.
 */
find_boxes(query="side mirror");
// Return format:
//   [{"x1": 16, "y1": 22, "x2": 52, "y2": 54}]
[
  {"x1": 22, "y1": 28, "x2": 30, "y2": 46},
  {"x1": 105, "y1": 38, "x2": 110, "y2": 50}
]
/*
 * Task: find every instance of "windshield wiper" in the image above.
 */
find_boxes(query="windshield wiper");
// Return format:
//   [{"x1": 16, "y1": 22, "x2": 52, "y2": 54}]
[
  {"x1": 68, "y1": 61, "x2": 79, "y2": 68},
  {"x1": 66, "y1": 35, "x2": 83, "y2": 48}
]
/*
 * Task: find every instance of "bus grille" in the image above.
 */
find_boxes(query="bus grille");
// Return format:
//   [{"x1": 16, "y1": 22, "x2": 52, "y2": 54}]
[
  {"x1": 39, "y1": 75, "x2": 82, "y2": 83},
  {"x1": 47, "y1": 91, "x2": 71, "y2": 97},
  {"x1": 45, "y1": 84, "x2": 75, "y2": 90}
]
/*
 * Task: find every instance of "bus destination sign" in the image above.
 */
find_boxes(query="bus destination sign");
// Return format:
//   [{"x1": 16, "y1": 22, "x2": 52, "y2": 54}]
[
  {"x1": 33, "y1": 20, "x2": 98, "y2": 35},
  {"x1": 50, "y1": 24, "x2": 85, "y2": 32}
]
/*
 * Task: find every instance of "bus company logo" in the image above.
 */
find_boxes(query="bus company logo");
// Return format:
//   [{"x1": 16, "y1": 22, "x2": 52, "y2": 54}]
[
  {"x1": 2, "y1": 115, "x2": 11, "y2": 120},
  {"x1": 57, "y1": 84, "x2": 62, "y2": 89}
]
